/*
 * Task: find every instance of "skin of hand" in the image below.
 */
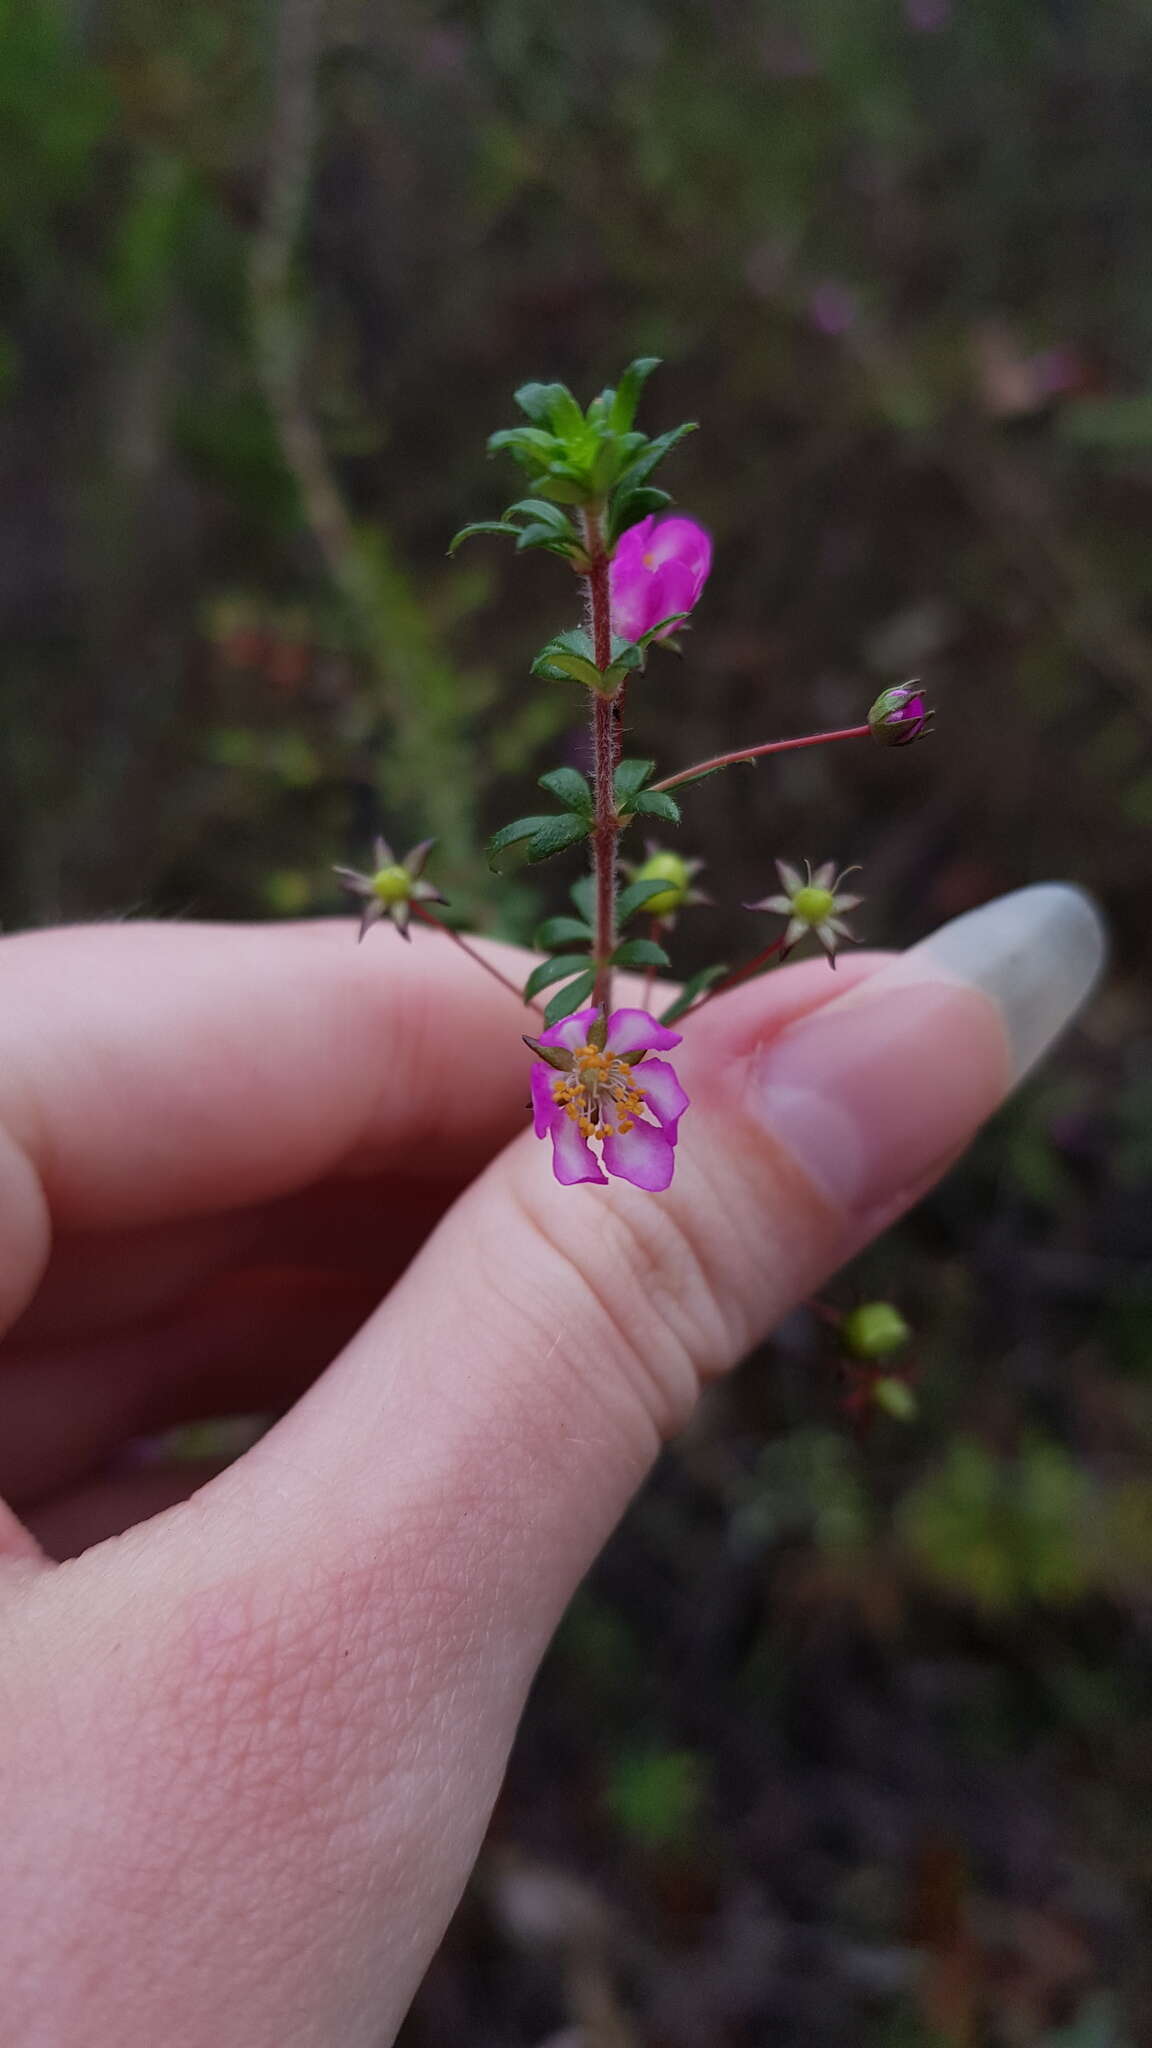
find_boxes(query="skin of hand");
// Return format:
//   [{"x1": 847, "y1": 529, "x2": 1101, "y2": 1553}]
[{"x1": 0, "y1": 891, "x2": 1101, "y2": 2047}]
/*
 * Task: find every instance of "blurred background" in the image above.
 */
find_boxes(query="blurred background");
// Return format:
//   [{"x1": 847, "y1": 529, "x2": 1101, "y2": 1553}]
[{"x1": 5, "y1": 0, "x2": 1152, "y2": 2040}]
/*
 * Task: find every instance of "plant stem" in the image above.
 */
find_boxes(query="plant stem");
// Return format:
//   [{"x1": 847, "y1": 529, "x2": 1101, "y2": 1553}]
[
  {"x1": 652, "y1": 723, "x2": 871, "y2": 794},
  {"x1": 583, "y1": 509, "x2": 618, "y2": 1013},
  {"x1": 684, "y1": 935, "x2": 787, "y2": 1014},
  {"x1": 411, "y1": 902, "x2": 543, "y2": 1011}
]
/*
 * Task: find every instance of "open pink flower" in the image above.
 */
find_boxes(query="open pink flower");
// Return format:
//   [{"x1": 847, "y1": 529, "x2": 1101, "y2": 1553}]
[
  {"x1": 529, "y1": 1007, "x2": 689, "y2": 1191},
  {"x1": 609, "y1": 515, "x2": 712, "y2": 644}
]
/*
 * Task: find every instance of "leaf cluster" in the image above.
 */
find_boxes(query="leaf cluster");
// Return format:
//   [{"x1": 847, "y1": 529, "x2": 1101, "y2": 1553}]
[{"x1": 449, "y1": 359, "x2": 696, "y2": 556}]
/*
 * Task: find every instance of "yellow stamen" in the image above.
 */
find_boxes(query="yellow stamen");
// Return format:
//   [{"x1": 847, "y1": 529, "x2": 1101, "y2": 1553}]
[{"x1": 553, "y1": 1044, "x2": 647, "y2": 1140}]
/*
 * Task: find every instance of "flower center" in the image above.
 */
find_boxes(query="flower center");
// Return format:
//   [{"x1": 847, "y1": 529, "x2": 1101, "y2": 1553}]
[
  {"x1": 552, "y1": 1045, "x2": 646, "y2": 1140},
  {"x1": 372, "y1": 864, "x2": 413, "y2": 905},
  {"x1": 793, "y1": 885, "x2": 835, "y2": 924}
]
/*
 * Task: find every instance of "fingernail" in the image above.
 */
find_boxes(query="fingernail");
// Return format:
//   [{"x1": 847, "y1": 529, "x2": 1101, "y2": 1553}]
[{"x1": 744, "y1": 884, "x2": 1106, "y2": 1216}]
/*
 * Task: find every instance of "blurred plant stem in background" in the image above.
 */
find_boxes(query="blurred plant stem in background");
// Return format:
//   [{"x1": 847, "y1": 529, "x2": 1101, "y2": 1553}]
[{"x1": 249, "y1": 0, "x2": 487, "y2": 904}]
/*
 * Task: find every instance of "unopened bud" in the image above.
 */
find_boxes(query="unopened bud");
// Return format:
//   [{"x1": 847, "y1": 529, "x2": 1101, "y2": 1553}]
[
  {"x1": 868, "y1": 681, "x2": 933, "y2": 747},
  {"x1": 841, "y1": 1301, "x2": 911, "y2": 1361},
  {"x1": 871, "y1": 1375, "x2": 918, "y2": 1422},
  {"x1": 635, "y1": 851, "x2": 692, "y2": 917}
]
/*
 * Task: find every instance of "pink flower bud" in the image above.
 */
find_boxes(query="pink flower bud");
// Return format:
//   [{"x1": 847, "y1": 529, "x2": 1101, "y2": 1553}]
[
  {"x1": 868, "y1": 682, "x2": 933, "y2": 747},
  {"x1": 609, "y1": 515, "x2": 712, "y2": 644}
]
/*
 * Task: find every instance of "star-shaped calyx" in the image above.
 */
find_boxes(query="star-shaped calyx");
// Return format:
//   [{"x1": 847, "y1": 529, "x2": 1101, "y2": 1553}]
[
  {"x1": 333, "y1": 835, "x2": 445, "y2": 941},
  {"x1": 745, "y1": 858, "x2": 863, "y2": 965}
]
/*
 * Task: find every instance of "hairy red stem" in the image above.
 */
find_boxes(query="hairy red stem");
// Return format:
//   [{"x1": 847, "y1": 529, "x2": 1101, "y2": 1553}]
[
  {"x1": 583, "y1": 513, "x2": 618, "y2": 1012},
  {"x1": 652, "y1": 724, "x2": 871, "y2": 794}
]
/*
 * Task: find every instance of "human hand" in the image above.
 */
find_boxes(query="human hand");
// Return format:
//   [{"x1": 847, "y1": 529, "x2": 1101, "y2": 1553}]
[{"x1": 0, "y1": 888, "x2": 1101, "y2": 2046}]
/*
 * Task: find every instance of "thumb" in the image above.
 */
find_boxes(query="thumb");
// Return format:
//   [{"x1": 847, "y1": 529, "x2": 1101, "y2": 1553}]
[
  {"x1": 242, "y1": 883, "x2": 1103, "y2": 1589},
  {"x1": 31, "y1": 886, "x2": 1102, "y2": 2047}
]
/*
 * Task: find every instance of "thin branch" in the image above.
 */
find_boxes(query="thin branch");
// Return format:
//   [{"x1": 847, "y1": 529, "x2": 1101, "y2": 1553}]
[
  {"x1": 411, "y1": 903, "x2": 543, "y2": 1012},
  {"x1": 652, "y1": 724, "x2": 871, "y2": 794}
]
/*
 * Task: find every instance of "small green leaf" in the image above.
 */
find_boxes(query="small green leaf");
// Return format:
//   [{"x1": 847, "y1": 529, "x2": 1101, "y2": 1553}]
[
  {"x1": 612, "y1": 938, "x2": 670, "y2": 969},
  {"x1": 487, "y1": 426, "x2": 562, "y2": 469},
  {"x1": 523, "y1": 952, "x2": 594, "y2": 1000},
  {"x1": 570, "y1": 875, "x2": 596, "y2": 921},
  {"x1": 514, "y1": 381, "x2": 584, "y2": 435},
  {"x1": 607, "y1": 484, "x2": 673, "y2": 543},
  {"x1": 531, "y1": 628, "x2": 602, "y2": 689},
  {"x1": 447, "y1": 520, "x2": 520, "y2": 555},
  {"x1": 613, "y1": 758, "x2": 656, "y2": 806},
  {"x1": 487, "y1": 815, "x2": 554, "y2": 871},
  {"x1": 527, "y1": 813, "x2": 591, "y2": 861},
  {"x1": 544, "y1": 970, "x2": 598, "y2": 1026},
  {"x1": 515, "y1": 522, "x2": 579, "y2": 554},
  {"x1": 538, "y1": 766, "x2": 593, "y2": 816},
  {"x1": 615, "y1": 421, "x2": 698, "y2": 496},
  {"x1": 659, "y1": 964, "x2": 729, "y2": 1024},
  {"x1": 533, "y1": 915, "x2": 595, "y2": 950},
  {"x1": 631, "y1": 790, "x2": 681, "y2": 823},
  {"x1": 611, "y1": 357, "x2": 662, "y2": 435},
  {"x1": 533, "y1": 651, "x2": 603, "y2": 686},
  {"x1": 617, "y1": 876, "x2": 677, "y2": 922},
  {"x1": 503, "y1": 497, "x2": 575, "y2": 533}
]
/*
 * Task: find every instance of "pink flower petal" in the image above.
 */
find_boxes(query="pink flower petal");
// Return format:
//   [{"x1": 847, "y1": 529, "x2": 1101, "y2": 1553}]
[
  {"x1": 634, "y1": 1057, "x2": 689, "y2": 1132},
  {"x1": 531, "y1": 1062, "x2": 560, "y2": 1138},
  {"x1": 605, "y1": 1008, "x2": 683, "y2": 1056},
  {"x1": 601, "y1": 1119, "x2": 677, "y2": 1192},
  {"x1": 642, "y1": 516, "x2": 713, "y2": 585},
  {"x1": 538, "y1": 1005, "x2": 599, "y2": 1052},
  {"x1": 609, "y1": 516, "x2": 712, "y2": 643},
  {"x1": 550, "y1": 1114, "x2": 607, "y2": 1186}
]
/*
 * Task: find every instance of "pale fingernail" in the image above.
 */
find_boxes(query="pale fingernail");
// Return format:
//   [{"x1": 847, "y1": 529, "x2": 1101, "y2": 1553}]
[{"x1": 744, "y1": 884, "x2": 1106, "y2": 1215}]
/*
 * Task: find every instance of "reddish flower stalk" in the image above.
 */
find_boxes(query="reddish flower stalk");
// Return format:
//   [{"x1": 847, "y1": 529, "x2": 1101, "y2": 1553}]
[
  {"x1": 410, "y1": 901, "x2": 542, "y2": 1010},
  {"x1": 684, "y1": 934, "x2": 788, "y2": 1013},
  {"x1": 651, "y1": 723, "x2": 871, "y2": 794}
]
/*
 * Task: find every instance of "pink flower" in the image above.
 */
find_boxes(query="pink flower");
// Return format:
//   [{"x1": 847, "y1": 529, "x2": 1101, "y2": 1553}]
[
  {"x1": 529, "y1": 1007, "x2": 689, "y2": 1191},
  {"x1": 609, "y1": 516, "x2": 712, "y2": 644}
]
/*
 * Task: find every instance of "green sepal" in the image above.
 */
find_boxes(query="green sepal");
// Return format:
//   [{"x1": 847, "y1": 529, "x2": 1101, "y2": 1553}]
[
  {"x1": 610, "y1": 357, "x2": 662, "y2": 435},
  {"x1": 615, "y1": 420, "x2": 698, "y2": 496},
  {"x1": 616, "y1": 876, "x2": 677, "y2": 922},
  {"x1": 612, "y1": 938, "x2": 670, "y2": 970},
  {"x1": 613, "y1": 758, "x2": 656, "y2": 807},
  {"x1": 544, "y1": 970, "x2": 598, "y2": 1025},
  {"x1": 607, "y1": 485, "x2": 673, "y2": 544},
  {"x1": 658, "y1": 964, "x2": 729, "y2": 1024},
  {"x1": 630, "y1": 789, "x2": 681, "y2": 823},
  {"x1": 533, "y1": 915, "x2": 595, "y2": 951},
  {"x1": 523, "y1": 1034, "x2": 572, "y2": 1072},
  {"x1": 523, "y1": 952, "x2": 595, "y2": 1001},
  {"x1": 538, "y1": 766, "x2": 593, "y2": 817},
  {"x1": 447, "y1": 520, "x2": 521, "y2": 555},
  {"x1": 636, "y1": 611, "x2": 689, "y2": 648}
]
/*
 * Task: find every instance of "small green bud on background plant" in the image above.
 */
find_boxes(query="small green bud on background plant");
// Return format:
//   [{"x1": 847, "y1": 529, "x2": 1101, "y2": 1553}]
[{"x1": 841, "y1": 1301, "x2": 913, "y2": 1361}]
